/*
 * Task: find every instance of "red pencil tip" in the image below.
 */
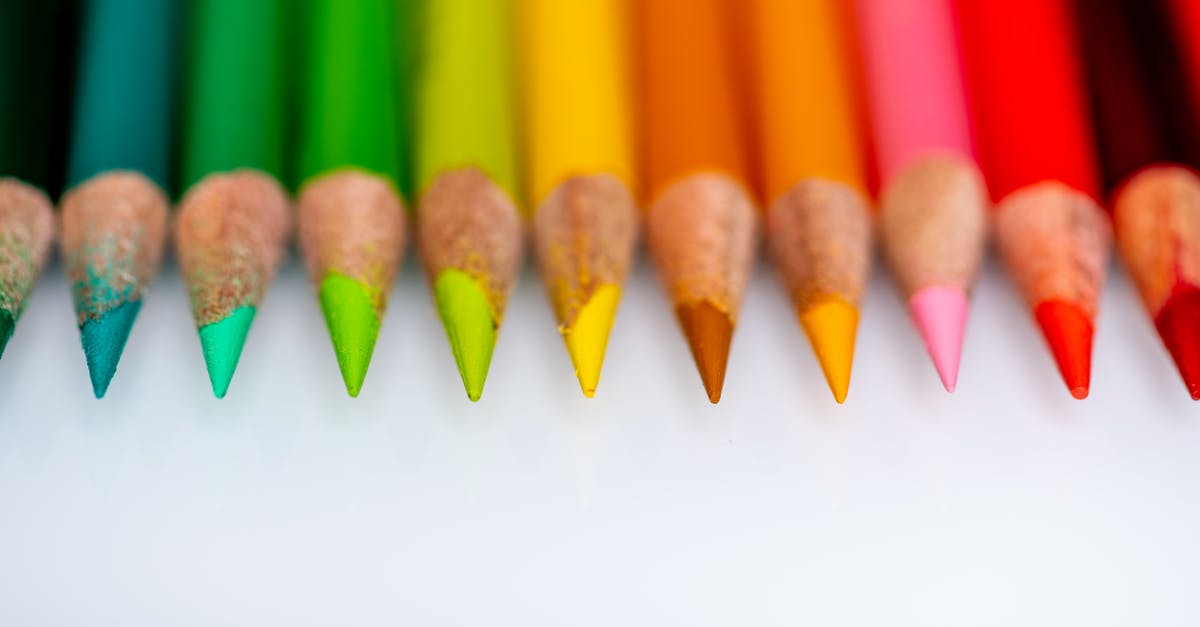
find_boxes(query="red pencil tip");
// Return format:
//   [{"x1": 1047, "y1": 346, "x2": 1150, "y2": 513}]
[
  {"x1": 677, "y1": 301, "x2": 734, "y2": 404},
  {"x1": 1034, "y1": 300, "x2": 1095, "y2": 400},
  {"x1": 1155, "y1": 284, "x2": 1200, "y2": 401}
]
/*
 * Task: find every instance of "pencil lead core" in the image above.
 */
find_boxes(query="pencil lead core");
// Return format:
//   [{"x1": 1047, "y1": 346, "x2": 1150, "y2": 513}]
[
  {"x1": 909, "y1": 285, "x2": 969, "y2": 393},
  {"x1": 1035, "y1": 299, "x2": 1094, "y2": 400},
  {"x1": 434, "y1": 269, "x2": 497, "y2": 402},
  {"x1": 800, "y1": 298, "x2": 859, "y2": 404},
  {"x1": 80, "y1": 301, "x2": 141, "y2": 398},
  {"x1": 319, "y1": 273, "x2": 381, "y2": 398},
  {"x1": 198, "y1": 305, "x2": 256, "y2": 399},
  {"x1": 1156, "y1": 284, "x2": 1200, "y2": 401},
  {"x1": 677, "y1": 300, "x2": 733, "y2": 404}
]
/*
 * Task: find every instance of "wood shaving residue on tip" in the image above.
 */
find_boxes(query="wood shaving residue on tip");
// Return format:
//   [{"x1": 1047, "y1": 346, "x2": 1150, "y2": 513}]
[
  {"x1": 534, "y1": 173, "x2": 637, "y2": 329},
  {"x1": 879, "y1": 152, "x2": 988, "y2": 296},
  {"x1": 174, "y1": 170, "x2": 292, "y2": 327},
  {"x1": 0, "y1": 178, "x2": 54, "y2": 316},
  {"x1": 994, "y1": 181, "x2": 1111, "y2": 316},
  {"x1": 1114, "y1": 165, "x2": 1200, "y2": 314},
  {"x1": 417, "y1": 166, "x2": 523, "y2": 320},
  {"x1": 645, "y1": 172, "x2": 759, "y2": 319},
  {"x1": 767, "y1": 178, "x2": 872, "y2": 311},
  {"x1": 298, "y1": 169, "x2": 407, "y2": 306},
  {"x1": 60, "y1": 171, "x2": 169, "y2": 323}
]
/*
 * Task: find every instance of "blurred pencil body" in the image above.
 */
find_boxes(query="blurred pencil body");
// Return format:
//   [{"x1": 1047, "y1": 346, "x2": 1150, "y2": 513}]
[
  {"x1": 415, "y1": 0, "x2": 522, "y2": 402},
  {"x1": 959, "y1": 0, "x2": 1110, "y2": 399},
  {"x1": 296, "y1": 0, "x2": 407, "y2": 397},
  {"x1": 175, "y1": 0, "x2": 291, "y2": 398},
  {"x1": 750, "y1": 0, "x2": 872, "y2": 403},
  {"x1": 520, "y1": 0, "x2": 637, "y2": 397},
  {"x1": 638, "y1": 0, "x2": 758, "y2": 404},
  {"x1": 1080, "y1": 0, "x2": 1200, "y2": 400},
  {"x1": 0, "y1": 1, "x2": 73, "y2": 358},
  {"x1": 855, "y1": 0, "x2": 988, "y2": 392}
]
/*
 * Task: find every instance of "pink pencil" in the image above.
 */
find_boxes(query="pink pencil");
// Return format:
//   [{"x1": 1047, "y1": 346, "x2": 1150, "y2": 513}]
[{"x1": 855, "y1": 0, "x2": 988, "y2": 392}]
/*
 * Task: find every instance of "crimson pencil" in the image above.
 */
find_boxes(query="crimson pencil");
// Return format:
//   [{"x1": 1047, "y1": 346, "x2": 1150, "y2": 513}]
[
  {"x1": 959, "y1": 0, "x2": 1110, "y2": 398},
  {"x1": 1078, "y1": 0, "x2": 1200, "y2": 400}
]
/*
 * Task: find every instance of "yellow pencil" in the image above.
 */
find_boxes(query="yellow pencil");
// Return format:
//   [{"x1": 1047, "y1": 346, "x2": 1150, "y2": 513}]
[{"x1": 519, "y1": 0, "x2": 638, "y2": 396}]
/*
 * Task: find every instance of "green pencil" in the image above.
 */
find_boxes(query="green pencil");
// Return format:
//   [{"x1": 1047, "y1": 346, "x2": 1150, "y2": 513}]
[
  {"x1": 174, "y1": 0, "x2": 291, "y2": 398},
  {"x1": 295, "y1": 0, "x2": 407, "y2": 397},
  {"x1": 0, "y1": 1, "x2": 75, "y2": 358},
  {"x1": 415, "y1": 0, "x2": 523, "y2": 401},
  {"x1": 60, "y1": 0, "x2": 176, "y2": 397}
]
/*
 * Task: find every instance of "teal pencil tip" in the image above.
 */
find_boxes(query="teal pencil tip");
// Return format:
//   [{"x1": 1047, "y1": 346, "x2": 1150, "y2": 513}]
[
  {"x1": 0, "y1": 310, "x2": 13, "y2": 360},
  {"x1": 80, "y1": 301, "x2": 142, "y2": 398},
  {"x1": 198, "y1": 306, "x2": 256, "y2": 399}
]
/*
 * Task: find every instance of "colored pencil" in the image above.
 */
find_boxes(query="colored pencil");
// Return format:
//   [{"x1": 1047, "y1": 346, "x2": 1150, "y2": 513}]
[
  {"x1": 60, "y1": 0, "x2": 175, "y2": 397},
  {"x1": 854, "y1": 0, "x2": 988, "y2": 392},
  {"x1": 415, "y1": 0, "x2": 522, "y2": 402},
  {"x1": 638, "y1": 0, "x2": 758, "y2": 404},
  {"x1": 1079, "y1": 0, "x2": 1200, "y2": 400},
  {"x1": 749, "y1": 0, "x2": 872, "y2": 403},
  {"x1": 295, "y1": 0, "x2": 407, "y2": 397},
  {"x1": 958, "y1": 0, "x2": 1110, "y2": 399},
  {"x1": 519, "y1": 0, "x2": 637, "y2": 397},
  {"x1": 0, "y1": 1, "x2": 74, "y2": 358},
  {"x1": 175, "y1": 0, "x2": 291, "y2": 398}
]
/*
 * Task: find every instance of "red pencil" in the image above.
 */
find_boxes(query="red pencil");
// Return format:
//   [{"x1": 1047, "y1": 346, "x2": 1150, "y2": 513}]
[
  {"x1": 1078, "y1": 0, "x2": 1200, "y2": 400},
  {"x1": 959, "y1": 0, "x2": 1110, "y2": 398}
]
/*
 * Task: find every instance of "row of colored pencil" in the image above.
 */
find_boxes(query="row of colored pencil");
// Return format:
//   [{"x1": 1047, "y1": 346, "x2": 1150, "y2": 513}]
[{"x1": 0, "y1": 0, "x2": 1197, "y2": 403}]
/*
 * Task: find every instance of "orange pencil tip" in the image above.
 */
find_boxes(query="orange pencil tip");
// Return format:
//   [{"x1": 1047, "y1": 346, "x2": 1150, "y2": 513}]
[
  {"x1": 677, "y1": 301, "x2": 734, "y2": 404},
  {"x1": 1034, "y1": 300, "x2": 1095, "y2": 400},
  {"x1": 1155, "y1": 284, "x2": 1200, "y2": 401}
]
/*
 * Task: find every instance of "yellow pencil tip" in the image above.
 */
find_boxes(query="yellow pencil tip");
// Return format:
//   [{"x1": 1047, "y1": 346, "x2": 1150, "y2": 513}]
[
  {"x1": 563, "y1": 284, "x2": 622, "y2": 398},
  {"x1": 799, "y1": 299, "x2": 860, "y2": 404}
]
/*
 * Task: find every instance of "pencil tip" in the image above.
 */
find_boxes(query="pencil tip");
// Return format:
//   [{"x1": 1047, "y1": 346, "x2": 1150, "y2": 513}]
[
  {"x1": 1155, "y1": 284, "x2": 1200, "y2": 401},
  {"x1": 79, "y1": 301, "x2": 142, "y2": 398},
  {"x1": 0, "y1": 310, "x2": 13, "y2": 359},
  {"x1": 434, "y1": 269, "x2": 497, "y2": 402},
  {"x1": 564, "y1": 284, "x2": 622, "y2": 398},
  {"x1": 800, "y1": 299, "x2": 859, "y2": 404},
  {"x1": 909, "y1": 286, "x2": 969, "y2": 393},
  {"x1": 319, "y1": 273, "x2": 382, "y2": 398},
  {"x1": 677, "y1": 300, "x2": 733, "y2": 404},
  {"x1": 198, "y1": 306, "x2": 256, "y2": 399},
  {"x1": 1034, "y1": 300, "x2": 1094, "y2": 400}
]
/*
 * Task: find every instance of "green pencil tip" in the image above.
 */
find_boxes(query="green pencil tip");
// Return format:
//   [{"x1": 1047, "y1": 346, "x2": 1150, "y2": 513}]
[
  {"x1": 0, "y1": 310, "x2": 13, "y2": 359},
  {"x1": 198, "y1": 306, "x2": 256, "y2": 399},
  {"x1": 79, "y1": 301, "x2": 141, "y2": 398},
  {"x1": 319, "y1": 273, "x2": 382, "y2": 397},
  {"x1": 433, "y1": 269, "x2": 498, "y2": 402}
]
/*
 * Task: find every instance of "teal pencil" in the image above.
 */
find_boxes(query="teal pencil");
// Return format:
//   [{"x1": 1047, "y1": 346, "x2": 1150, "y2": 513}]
[{"x1": 60, "y1": 0, "x2": 176, "y2": 397}]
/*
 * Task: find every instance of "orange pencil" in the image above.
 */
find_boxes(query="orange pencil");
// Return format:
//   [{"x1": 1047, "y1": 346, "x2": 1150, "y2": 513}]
[
  {"x1": 638, "y1": 0, "x2": 758, "y2": 403},
  {"x1": 749, "y1": 0, "x2": 872, "y2": 403}
]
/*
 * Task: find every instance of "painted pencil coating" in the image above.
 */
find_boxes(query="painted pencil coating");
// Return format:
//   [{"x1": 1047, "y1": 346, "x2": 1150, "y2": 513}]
[
  {"x1": 296, "y1": 0, "x2": 407, "y2": 397},
  {"x1": 415, "y1": 0, "x2": 522, "y2": 401},
  {"x1": 856, "y1": 0, "x2": 987, "y2": 392},
  {"x1": 751, "y1": 0, "x2": 872, "y2": 402},
  {"x1": 639, "y1": 0, "x2": 758, "y2": 403},
  {"x1": 521, "y1": 0, "x2": 637, "y2": 396},
  {"x1": 0, "y1": 179, "x2": 54, "y2": 358}
]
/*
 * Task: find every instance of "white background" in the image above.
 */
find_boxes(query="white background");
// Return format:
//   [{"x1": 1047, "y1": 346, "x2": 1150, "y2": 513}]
[{"x1": 0, "y1": 247, "x2": 1197, "y2": 626}]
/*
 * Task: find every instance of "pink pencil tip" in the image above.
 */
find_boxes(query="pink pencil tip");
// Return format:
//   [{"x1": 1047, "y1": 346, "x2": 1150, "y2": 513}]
[{"x1": 909, "y1": 286, "x2": 969, "y2": 393}]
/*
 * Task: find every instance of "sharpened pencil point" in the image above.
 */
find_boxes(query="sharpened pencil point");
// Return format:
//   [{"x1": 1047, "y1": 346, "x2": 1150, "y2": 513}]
[
  {"x1": 1155, "y1": 284, "x2": 1200, "y2": 401},
  {"x1": 677, "y1": 300, "x2": 733, "y2": 404},
  {"x1": 319, "y1": 273, "x2": 381, "y2": 397},
  {"x1": 909, "y1": 285, "x2": 969, "y2": 393},
  {"x1": 0, "y1": 310, "x2": 13, "y2": 359},
  {"x1": 198, "y1": 306, "x2": 256, "y2": 399},
  {"x1": 434, "y1": 269, "x2": 497, "y2": 402},
  {"x1": 563, "y1": 284, "x2": 621, "y2": 398},
  {"x1": 800, "y1": 298, "x2": 859, "y2": 404},
  {"x1": 1034, "y1": 299, "x2": 1094, "y2": 400},
  {"x1": 79, "y1": 301, "x2": 141, "y2": 398}
]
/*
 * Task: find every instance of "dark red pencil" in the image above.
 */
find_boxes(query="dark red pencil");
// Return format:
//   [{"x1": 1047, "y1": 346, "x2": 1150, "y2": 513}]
[
  {"x1": 959, "y1": 0, "x2": 1110, "y2": 399},
  {"x1": 1078, "y1": 0, "x2": 1200, "y2": 400}
]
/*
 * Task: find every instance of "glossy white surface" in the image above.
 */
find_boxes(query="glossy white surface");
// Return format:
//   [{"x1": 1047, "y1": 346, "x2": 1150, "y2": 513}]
[{"x1": 0, "y1": 251, "x2": 1197, "y2": 626}]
